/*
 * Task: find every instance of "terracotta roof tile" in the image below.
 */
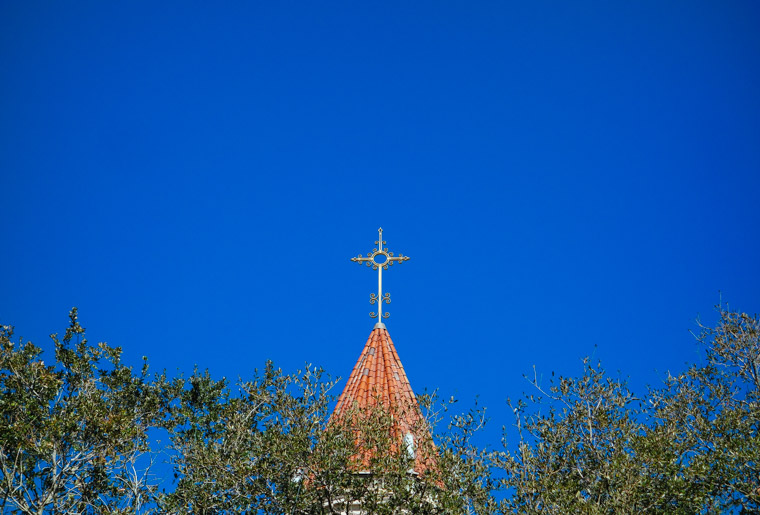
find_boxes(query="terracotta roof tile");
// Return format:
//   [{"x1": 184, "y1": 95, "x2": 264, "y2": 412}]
[
  {"x1": 333, "y1": 326, "x2": 418, "y2": 418},
  {"x1": 332, "y1": 325, "x2": 434, "y2": 473}
]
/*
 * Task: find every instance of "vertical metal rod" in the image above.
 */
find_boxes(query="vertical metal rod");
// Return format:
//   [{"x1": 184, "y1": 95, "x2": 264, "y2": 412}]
[{"x1": 377, "y1": 227, "x2": 383, "y2": 317}]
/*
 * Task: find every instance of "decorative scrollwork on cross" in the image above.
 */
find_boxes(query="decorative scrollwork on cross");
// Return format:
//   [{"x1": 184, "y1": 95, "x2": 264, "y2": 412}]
[
  {"x1": 369, "y1": 292, "x2": 391, "y2": 319},
  {"x1": 351, "y1": 228, "x2": 409, "y2": 320}
]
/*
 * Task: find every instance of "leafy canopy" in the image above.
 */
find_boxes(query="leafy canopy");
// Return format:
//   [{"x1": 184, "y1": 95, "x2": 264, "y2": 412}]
[{"x1": 1, "y1": 304, "x2": 758, "y2": 513}]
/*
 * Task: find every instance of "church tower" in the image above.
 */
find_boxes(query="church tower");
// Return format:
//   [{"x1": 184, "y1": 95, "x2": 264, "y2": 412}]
[
  {"x1": 332, "y1": 322, "x2": 427, "y2": 471},
  {"x1": 331, "y1": 229, "x2": 431, "y2": 475}
]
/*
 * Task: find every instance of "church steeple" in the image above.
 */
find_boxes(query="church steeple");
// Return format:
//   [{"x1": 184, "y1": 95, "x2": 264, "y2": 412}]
[
  {"x1": 331, "y1": 230, "x2": 431, "y2": 474},
  {"x1": 333, "y1": 325, "x2": 419, "y2": 427}
]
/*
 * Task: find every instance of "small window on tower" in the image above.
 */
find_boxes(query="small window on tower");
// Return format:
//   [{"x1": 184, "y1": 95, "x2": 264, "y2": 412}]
[{"x1": 404, "y1": 433, "x2": 415, "y2": 459}]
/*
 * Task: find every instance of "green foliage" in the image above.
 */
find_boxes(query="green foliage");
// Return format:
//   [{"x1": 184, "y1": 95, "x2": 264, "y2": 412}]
[
  {"x1": 499, "y1": 304, "x2": 760, "y2": 513},
  {"x1": 500, "y1": 358, "x2": 644, "y2": 513},
  {"x1": 161, "y1": 363, "x2": 335, "y2": 513},
  {"x1": 0, "y1": 308, "x2": 172, "y2": 514},
  {"x1": 2, "y1": 304, "x2": 758, "y2": 513},
  {"x1": 161, "y1": 366, "x2": 497, "y2": 514},
  {"x1": 641, "y1": 308, "x2": 760, "y2": 512}
]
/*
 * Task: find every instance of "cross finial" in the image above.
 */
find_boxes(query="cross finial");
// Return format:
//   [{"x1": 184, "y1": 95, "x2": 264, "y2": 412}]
[{"x1": 351, "y1": 228, "x2": 410, "y2": 320}]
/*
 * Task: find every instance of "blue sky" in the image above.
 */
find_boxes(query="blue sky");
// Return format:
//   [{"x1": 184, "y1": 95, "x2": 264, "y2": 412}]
[{"x1": 2, "y1": 1, "x2": 759, "y2": 441}]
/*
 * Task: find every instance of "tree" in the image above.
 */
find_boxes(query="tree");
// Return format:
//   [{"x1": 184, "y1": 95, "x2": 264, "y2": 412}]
[
  {"x1": 3, "y1": 304, "x2": 758, "y2": 513},
  {"x1": 159, "y1": 363, "x2": 335, "y2": 513},
  {"x1": 0, "y1": 309, "x2": 172, "y2": 514},
  {"x1": 0, "y1": 310, "x2": 497, "y2": 514},
  {"x1": 161, "y1": 365, "x2": 498, "y2": 514},
  {"x1": 642, "y1": 307, "x2": 760, "y2": 511},
  {"x1": 500, "y1": 358, "x2": 645, "y2": 512},
  {"x1": 498, "y1": 304, "x2": 760, "y2": 513}
]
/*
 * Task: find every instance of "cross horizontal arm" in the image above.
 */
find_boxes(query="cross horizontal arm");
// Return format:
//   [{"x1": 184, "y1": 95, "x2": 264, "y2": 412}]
[{"x1": 350, "y1": 229, "x2": 409, "y2": 320}]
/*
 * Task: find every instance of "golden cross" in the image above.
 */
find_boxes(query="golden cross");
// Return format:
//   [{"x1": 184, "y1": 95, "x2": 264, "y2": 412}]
[{"x1": 351, "y1": 228, "x2": 410, "y2": 320}]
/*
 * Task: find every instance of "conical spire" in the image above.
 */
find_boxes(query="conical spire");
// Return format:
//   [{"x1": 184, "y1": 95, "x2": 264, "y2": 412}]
[
  {"x1": 333, "y1": 325, "x2": 418, "y2": 420},
  {"x1": 331, "y1": 324, "x2": 433, "y2": 474},
  {"x1": 334, "y1": 230, "x2": 432, "y2": 474}
]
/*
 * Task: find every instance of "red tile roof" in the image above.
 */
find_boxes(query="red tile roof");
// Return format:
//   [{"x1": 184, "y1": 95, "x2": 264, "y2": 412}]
[
  {"x1": 334, "y1": 324, "x2": 418, "y2": 417},
  {"x1": 332, "y1": 323, "x2": 433, "y2": 473}
]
